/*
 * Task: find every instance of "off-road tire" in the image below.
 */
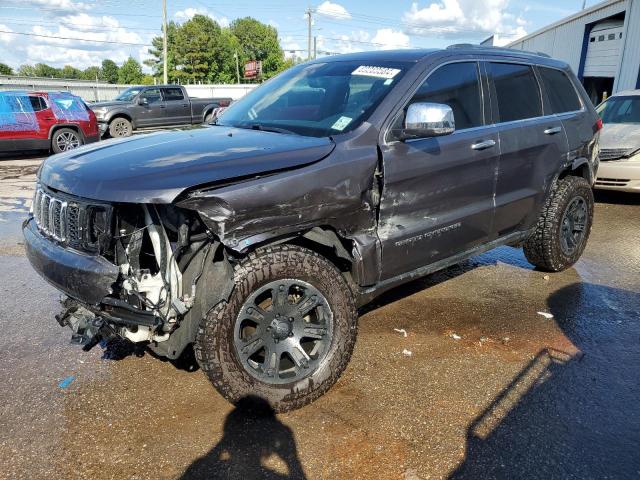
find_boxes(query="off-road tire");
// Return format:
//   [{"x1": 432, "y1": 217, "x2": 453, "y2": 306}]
[
  {"x1": 51, "y1": 128, "x2": 83, "y2": 153},
  {"x1": 195, "y1": 245, "x2": 358, "y2": 412},
  {"x1": 523, "y1": 176, "x2": 594, "y2": 272},
  {"x1": 203, "y1": 111, "x2": 214, "y2": 124},
  {"x1": 108, "y1": 117, "x2": 133, "y2": 137}
]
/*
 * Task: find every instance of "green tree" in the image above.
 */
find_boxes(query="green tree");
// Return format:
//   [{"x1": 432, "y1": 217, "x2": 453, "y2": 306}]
[
  {"x1": 33, "y1": 63, "x2": 61, "y2": 78},
  {"x1": 173, "y1": 15, "x2": 223, "y2": 83},
  {"x1": 230, "y1": 17, "x2": 285, "y2": 79},
  {"x1": 140, "y1": 74, "x2": 156, "y2": 85},
  {"x1": 17, "y1": 64, "x2": 36, "y2": 76},
  {"x1": 61, "y1": 65, "x2": 81, "y2": 79},
  {"x1": 101, "y1": 59, "x2": 119, "y2": 83},
  {"x1": 0, "y1": 63, "x2": 13, "y2": 75},
  {"x1": 145, "y1": 21, "x2": 178, "y2": 81},
  {"x1": 117, "y1": 56, "x2": 143, "y2": 84},
  {"x1": 80, "y1": 66, "x2": 101, "y2": 81}
]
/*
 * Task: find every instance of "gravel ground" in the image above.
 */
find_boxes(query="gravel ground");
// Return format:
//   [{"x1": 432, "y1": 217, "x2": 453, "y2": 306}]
[{"x1": 0, "y1": 155, "x2": 639, "y2": 480}]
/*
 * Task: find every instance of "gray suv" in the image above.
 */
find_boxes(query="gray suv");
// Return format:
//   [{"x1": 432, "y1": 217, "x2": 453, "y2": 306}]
[{"x1": 23, "y1": 46, "x2": 600, "y2": 412}]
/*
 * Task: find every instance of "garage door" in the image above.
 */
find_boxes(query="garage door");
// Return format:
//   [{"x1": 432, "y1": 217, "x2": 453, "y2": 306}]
[{"x1": 584, "y1": 19, "x2": 624, "y2": 78}]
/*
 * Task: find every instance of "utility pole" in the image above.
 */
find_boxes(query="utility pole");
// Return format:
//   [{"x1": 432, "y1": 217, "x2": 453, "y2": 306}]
[
  {"x1": 162, "y1": 0, "x2": 168, "y2": 84},
  {"x1": 234, "y1": 51, "x2": 240, "y2": 84},
  {"x1": 313, "y1": 36, "x2": 317, "y2": 59},
  {"x1": 306, "y1": 7, "x2": 313, "y2": 61},
  {"x1": 582, "y1": 0, "x2": 587, "y2": 8}
]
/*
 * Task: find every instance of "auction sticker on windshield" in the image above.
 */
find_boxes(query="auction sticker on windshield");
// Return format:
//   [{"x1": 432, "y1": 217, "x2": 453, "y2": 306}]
[
  {"x1": 352, "y1": 66, "x2": 401, "y2": 79},
  {"x1": 332, "y1": 116, "x2": 352, "y2": 131}
]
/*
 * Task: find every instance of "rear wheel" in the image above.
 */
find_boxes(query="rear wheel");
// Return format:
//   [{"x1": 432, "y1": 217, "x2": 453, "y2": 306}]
[
  {"x1": 51, "y1": 128, "x2": 83, "y2": 153},
  {"x1": 195, "y1": 245, "x2": 358, "y2": 412},
  {"x1": 108, "y1": 117, "x2": 132, "y2": 137},
  {"x1": 523, "y1": 176, "x2": 594, "y2": 271}
]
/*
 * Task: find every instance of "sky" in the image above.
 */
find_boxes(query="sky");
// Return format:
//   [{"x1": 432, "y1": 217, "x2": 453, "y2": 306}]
[{"x1": 0, "y1": 0, "x2": 602, "y2": 72}]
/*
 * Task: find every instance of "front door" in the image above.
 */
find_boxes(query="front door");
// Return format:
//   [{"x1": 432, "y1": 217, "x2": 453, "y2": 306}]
[
  {"x1": 131, "y1": 88, "x2": 164, "y2": 128},
  {"x1": 378, "y1": 61, "x2": 499, "y2": 280}
]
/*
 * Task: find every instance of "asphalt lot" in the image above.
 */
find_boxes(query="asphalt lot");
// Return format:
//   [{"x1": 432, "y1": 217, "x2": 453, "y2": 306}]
[{"x1": 1, "y1": 150, "x2": 639, "y2": 479}]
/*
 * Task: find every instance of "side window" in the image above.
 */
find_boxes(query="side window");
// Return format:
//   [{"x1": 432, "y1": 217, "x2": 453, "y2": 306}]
[
  {"x1": 141, "y1": 88, "x2": 162, "y2": 104},
  {"x1": 409, "y1": 62, "x2": 483, "y2": 130},
  {"x1": 162, "y1": 87, "x2": 184, "y2": 101},
  {"x1": 489, "y1": 63, "x2": 542, "y2": 122},
  {"x1": 538, "y1": 67, "x2": 582, "y2": 114},
  {"x1": 28, "y1": 96, "x2": 48, "y2": 112}
]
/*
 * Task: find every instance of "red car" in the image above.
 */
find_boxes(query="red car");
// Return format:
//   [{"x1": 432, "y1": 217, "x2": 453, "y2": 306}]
[{"x1": 0, "y1": 91, "x2": 99, "y2": 154}]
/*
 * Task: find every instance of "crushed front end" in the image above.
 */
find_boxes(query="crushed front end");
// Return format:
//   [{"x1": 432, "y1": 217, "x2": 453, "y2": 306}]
[{"x1": 23, "y1": 183, "x2": 233, "y2": 359}]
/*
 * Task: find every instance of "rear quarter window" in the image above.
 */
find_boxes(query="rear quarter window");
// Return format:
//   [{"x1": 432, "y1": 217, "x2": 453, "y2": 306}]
[
  {"x1": 29, "y1": 96, "x2": 48, "y2": 112},
  {"x1": 489, "y1": 63, "x2": 542, "y2": 123},
  {"x1": 538, "y1": 67, "x2": 582, "y2": 114}
]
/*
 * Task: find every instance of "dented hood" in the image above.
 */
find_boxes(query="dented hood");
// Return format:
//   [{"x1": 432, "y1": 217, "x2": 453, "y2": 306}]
[{"x1": 38, "y1": 126, "x2": 335, "y2": 203}]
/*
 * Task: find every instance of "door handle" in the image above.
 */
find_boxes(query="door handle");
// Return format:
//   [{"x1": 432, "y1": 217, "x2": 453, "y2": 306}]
[
  {"x1": 544, "y1": 126, "x2": 562, "y2": 135},
  {"x1": 471, "y1": 139, "x2": 496, "y2": 150},
  {"x1": 159, "y1": 105, "x2": 166, "y2": 108},
  {"x1": 182, "y1": 104, "x2": 188, "y2": 107}
]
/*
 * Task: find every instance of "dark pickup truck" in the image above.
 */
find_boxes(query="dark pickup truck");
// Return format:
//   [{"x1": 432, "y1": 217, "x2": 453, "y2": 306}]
[
  {"x1": 24, "y1": 46, "x2": 600, "y2": 413},
  {"x1": 90, "y1": 85, "x2": 231, "y2": 138}
]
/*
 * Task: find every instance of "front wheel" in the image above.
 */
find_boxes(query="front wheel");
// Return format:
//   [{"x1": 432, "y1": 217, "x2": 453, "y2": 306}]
[
  {"x1": 51, "y1": 128, "x2": 83, "y2": 153},
  {"x1": 524, "y1": 176, "x2": 594, "y2": 272},
  {"x1": 195, "y1": 245, "x2": 358, "y2": 412},
  {"x1": 108, "y1": 117, "x2": 132, "y2": 138}
]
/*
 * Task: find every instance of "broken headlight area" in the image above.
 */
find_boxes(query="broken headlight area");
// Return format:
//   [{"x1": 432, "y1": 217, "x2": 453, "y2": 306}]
[
  {"x1": 33, "y1": 184, "x2": 113, "y2": 254},
  {"x1": 53, "y1": 199, "x2": 224, "y2": 357}
]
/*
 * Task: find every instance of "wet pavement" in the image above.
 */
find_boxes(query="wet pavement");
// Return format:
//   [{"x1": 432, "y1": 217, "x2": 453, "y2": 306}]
[{"x1": 1, "y1": 156, "x2": 639, "y2": 479}]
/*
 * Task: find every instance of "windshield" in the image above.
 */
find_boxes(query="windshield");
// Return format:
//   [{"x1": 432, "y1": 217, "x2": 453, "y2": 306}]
[
  {"x1": 218, "y1": 61, "x2": 410, "y2": 137},
  {"x1": 115, "y1": 87, "x2": 143, "y2": 102},
  {"x1": 597, "y1": 96, "x2": 640, "y2": 124}
]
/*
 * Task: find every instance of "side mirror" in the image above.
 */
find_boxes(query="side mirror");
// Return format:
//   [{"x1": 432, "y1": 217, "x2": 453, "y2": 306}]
[
  {"x1": 138, "y1": 97, "x2": 148, "y2": 106},
  {"x1": 402, "y1": 102, "x2": 455, "y2": 139}
]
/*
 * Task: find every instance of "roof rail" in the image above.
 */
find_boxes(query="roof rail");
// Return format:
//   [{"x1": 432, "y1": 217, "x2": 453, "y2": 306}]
[{"x1": 446, "y1": 43, "x2": 551, "y2": 59}]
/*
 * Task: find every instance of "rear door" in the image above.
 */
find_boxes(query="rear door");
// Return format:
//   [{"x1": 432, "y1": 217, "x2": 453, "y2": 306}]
[
  {"x1": 160, "y1": 87, "x2": 191, "y2": 125},
  {"x1": 378, "y1": 61, "x2": 499, "y2": 280},
  {"x1": 131, "y1": 87, "x2": 165, "y2": 127},
  {"x1": 537, "y1": 66, "x2": 596, "y2": 176},
  {"x1": 487, "y1": 61, "x2": 568, "y2": 238}
]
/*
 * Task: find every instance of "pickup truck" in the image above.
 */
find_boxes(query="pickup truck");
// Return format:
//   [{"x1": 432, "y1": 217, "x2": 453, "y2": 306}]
[
  {"x1": 24, "y1": 46, "x2": 600, "y2": 413},
  {"x1": 90, "y1": 85, "x2": 231, "y2": 138}
]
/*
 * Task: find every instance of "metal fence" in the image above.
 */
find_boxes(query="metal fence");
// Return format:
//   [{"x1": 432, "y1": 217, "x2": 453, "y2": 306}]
[{"x1": 0, "y1": 76, "x2": 257, "y2": 102}]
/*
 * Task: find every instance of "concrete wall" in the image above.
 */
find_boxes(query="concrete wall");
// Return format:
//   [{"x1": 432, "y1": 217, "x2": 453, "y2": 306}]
[{"x1": 0, "y1": 76, "x2": 257, "y2": 102}]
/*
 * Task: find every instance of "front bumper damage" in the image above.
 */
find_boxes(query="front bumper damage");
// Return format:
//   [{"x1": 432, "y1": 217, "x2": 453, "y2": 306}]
[{"x1": 23, "y1": 218, "x2": 119, "y2": 304}]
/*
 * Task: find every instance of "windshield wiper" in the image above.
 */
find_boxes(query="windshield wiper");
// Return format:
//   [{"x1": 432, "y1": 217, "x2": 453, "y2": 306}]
[{"x1": 237, "y1": 123, "x2": 298, "y2": 135}]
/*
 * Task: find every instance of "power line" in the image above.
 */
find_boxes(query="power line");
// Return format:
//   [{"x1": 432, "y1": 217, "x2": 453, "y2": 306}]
[{"x1": 0, "y1": 29, "x2": 153, "y2": 46}]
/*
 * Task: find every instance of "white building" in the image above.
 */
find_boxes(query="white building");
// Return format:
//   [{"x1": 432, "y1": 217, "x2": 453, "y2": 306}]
[{"x1": 506, "y1": 0, "x2": 640, "y2": 104}]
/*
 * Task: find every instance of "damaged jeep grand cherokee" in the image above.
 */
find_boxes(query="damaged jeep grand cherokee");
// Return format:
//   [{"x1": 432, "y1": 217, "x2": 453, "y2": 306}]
[{"x1": 24, "y1": 46, "x2": 600, "y2": 412}]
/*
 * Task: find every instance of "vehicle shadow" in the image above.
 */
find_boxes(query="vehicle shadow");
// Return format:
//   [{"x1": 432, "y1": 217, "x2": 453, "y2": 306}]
[
  {"x1": 449, "y1": 282, "x2": 640, "y2": 479},
  {"x1": 594, "y1": 189, "x2": 640, "y2": 205},
  {"x1": 361, "y1": 245, "x2": 530, "y2": 315},
  {"x1": 180, "y1": 395, "x2": 307, "y2": 480}
]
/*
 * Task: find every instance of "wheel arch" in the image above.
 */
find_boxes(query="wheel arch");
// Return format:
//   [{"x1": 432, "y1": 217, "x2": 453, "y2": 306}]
[
  {"x1": 107, "y1": 112, "x2": 134, "y2": 128},
  {"x1": 559, "y1": 157, "x2": 594, "y2": 185},
  {"x1": 48, "y1": 123, "x2": 82, "y2": 140}
]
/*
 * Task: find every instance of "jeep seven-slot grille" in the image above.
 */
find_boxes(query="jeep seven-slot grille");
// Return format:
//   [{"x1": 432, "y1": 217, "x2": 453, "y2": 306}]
[{"x1": 33, "y1": 187, "x2": 82, "y2": 245}]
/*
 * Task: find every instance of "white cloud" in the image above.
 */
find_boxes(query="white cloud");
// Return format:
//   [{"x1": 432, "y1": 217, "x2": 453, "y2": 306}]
[
  {"x1": 403, "y1": 0, "x2": 527, "y2": 40},
  {"x1": 371, "y1": 29, "x2": 411, "y2": 49},
  {"x1": 0, "y1": 14, "x2": 154, "y2": 71},
  {"x1": 316, "y1": 1, "x2": 351, "y2": 20},
  {"x1": 19, "y1": 0, "x2": 89, "y2": 14},
  {"x1": 174, "y1": 7, "x2": 230, "y2": 27}
]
